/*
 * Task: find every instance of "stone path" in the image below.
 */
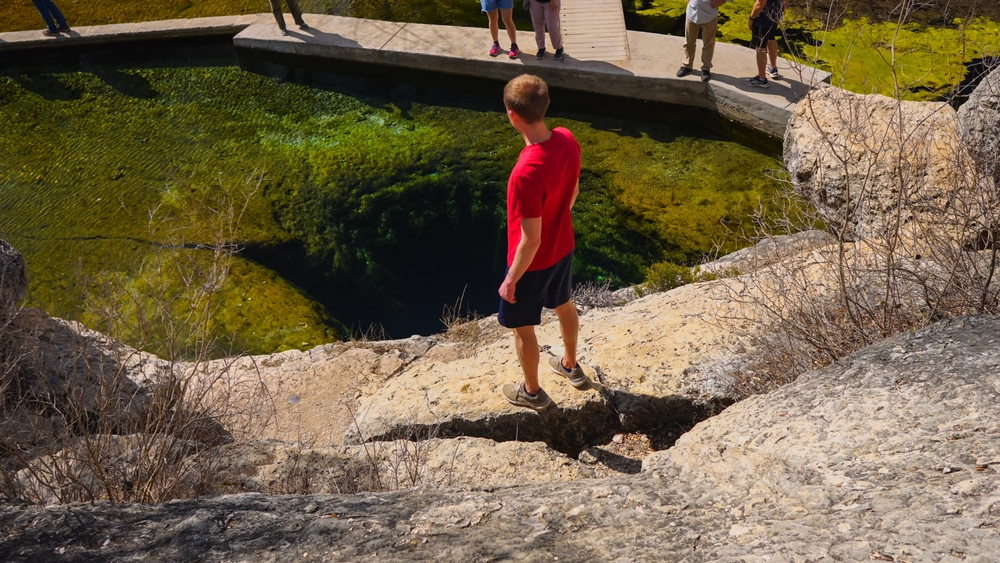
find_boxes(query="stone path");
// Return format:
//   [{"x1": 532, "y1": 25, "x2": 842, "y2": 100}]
[{"x1": 561, "y1": 0, "x2": 630, "y2": 62}]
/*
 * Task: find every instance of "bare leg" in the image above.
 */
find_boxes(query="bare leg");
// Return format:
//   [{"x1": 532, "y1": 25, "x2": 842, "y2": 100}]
[
  {"x1": 554, "y1": 301, "x2": 579, "y2": 369},
  {"x1": 512, "y1": 326, "x2": 541, "y2": 394},
  {"x1": 767, "y1": 38, "x2": 778, "y2": 68},
  {"x1": 487, "y1": 10, "x2": 500, "y2": 43},
  {"x1": 756, "y1": 47, "x2": 767, "y2": 79},
  {"x1": 500, "y1": 8, "x2": 517, "y2": 45}
]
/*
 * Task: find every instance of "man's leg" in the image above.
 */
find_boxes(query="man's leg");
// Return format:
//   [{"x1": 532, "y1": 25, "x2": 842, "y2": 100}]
[
  {"x1": 268, "y1": 0, "x2": 287, "y2": 30},
  {"x1": 43, "y1": 0, "x2": 68, "y2": 29},
  {"x1": 553, "y1": 300, "x2": 579, "y2": 369},
  {"x1": 767, "y1": 38, "x2": 778, "y2": 68},
  {"x1": 701, "y1": 18, "x2": 718, "y2": 71},
  {"x1": 500, "y1": 8, "x2": 517, "y2": 45},
  {"x1": 682, "y1": 17, "x2": 697, "y2": 70},
  {"x1": 285, "y1": 0, "x2": 307, "y2": 27},
  {"x1": 30, "y1": 0, "x2": 57, "y2": 32},
  {"x1": 487, "y1": 9, "x2": 500, "y2": 43},
  {"x1": 756, "y1": 45, "x2": 767, "y2": 79},
  {"x1": 512, "y1": 326, "x2": 541, "y2": 394}
]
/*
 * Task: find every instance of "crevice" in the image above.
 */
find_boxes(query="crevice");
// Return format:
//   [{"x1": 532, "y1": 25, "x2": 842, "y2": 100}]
[{"x1": 355, "y1": 387, "x2": 733, "y2": 459}]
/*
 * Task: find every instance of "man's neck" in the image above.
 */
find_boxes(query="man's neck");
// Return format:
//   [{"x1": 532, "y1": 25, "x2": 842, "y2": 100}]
[{"x1": 520, "y1": 121, "x2": 553, "y2": 146}]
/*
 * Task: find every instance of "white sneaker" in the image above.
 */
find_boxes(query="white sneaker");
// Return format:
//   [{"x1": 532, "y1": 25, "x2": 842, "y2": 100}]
[{"x1": 766, "y1": 65, "x2": 781, "y2": 80}]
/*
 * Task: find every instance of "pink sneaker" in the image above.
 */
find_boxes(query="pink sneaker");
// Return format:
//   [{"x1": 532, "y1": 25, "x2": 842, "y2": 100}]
[
  {"x1": 489, "y1": 42, "x2": 501, "y2": 57},
  {"x1": 509, "y1": 43, "x2": 520, "y2": 59}
]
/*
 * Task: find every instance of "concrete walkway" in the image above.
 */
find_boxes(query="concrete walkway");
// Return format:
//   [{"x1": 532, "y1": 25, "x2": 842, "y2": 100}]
[
  {"x1": 0, "y1": 13, "x2": 831, "y2": 136},
  {"x1": 235, "y1": 14, "x2": 831, "y2": 136},
  {"x1": 0, "y1": 15, "x2": 262, "y2": 51},
  {"x1": 561, "y1": 0, "x2": 629, "y2": 62}
]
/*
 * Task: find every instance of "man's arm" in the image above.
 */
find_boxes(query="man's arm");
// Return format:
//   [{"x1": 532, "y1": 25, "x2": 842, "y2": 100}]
[
  {"x1": 569, "y1": 180, "x2": 580, "y2": 209},
  {"x1": 499, "y1": 217, "x2": 542, "y2": 304},
  {"x1": 749, "y1": 0, "x2": 766, "y2": 28}
]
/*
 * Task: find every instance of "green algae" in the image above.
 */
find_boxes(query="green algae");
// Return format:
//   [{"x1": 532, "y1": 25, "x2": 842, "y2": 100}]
[
  {"x1": 0, "y1": 46, "x2": 784, "y2": 349},
  {"x1": 624, "y1": 0, "x2": 1000, "y2": 100}
]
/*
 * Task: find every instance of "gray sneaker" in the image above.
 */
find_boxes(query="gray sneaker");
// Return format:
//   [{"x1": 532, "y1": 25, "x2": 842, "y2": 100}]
[
  {"x1": 548, "y1": 356, "x2": 589, "y2": 389},
  {"x1": 502, "y1": 383, "x2": 552, "y2": 411}
]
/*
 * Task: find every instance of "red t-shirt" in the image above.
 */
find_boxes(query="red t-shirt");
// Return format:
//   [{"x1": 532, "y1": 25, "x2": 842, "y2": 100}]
[{"x1": 507, "y1": 127, "x2": 581, "y2": 271}]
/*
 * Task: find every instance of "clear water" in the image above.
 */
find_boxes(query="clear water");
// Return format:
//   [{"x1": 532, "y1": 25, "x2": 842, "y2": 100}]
[{"x1": 0, "y1": 40, "x2": 784, "y2": 354}]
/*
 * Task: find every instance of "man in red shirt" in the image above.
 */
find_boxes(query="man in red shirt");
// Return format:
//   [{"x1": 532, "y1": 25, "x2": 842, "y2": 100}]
[{"x1": 498, "y1": 74, "x2": 591, "y2": 411}]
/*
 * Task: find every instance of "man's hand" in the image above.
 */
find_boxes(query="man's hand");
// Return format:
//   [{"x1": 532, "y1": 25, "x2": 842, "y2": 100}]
[
  {"x1": 709, "y1": 0, "x2": 725, "y2": 8},
  {"x1": 551, "y1": 0, "x2": 560, "y2": 11},
  {"x1": 499, "y1": 278, "x2": 517, "y2": 303}
]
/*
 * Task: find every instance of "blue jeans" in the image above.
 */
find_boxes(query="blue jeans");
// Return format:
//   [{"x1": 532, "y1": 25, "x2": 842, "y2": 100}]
[{"x1": 31, "y1": 0, "x2": 68, "y2": 32}]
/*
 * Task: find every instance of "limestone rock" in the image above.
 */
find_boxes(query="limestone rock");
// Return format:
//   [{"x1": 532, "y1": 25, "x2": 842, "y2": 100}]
[
  {"x1": 2, "y1": 317, "x2": 999, "y2": 561},
  {"x1": 0, "y1": 239, "x2": 27, "y2": 313},
  {"x1": 700, "y1": 230, "x2": 836, "y2": 276},
  {"x1": 959, "y1": 64, "x2": 1000, "y2": 185},
  {"x1": 195, "y1": 437, "x2": 594, "y2": 497},
  {"x1": 344, "y1": 280, "x2": 747, "y2": 454},
  {"x1": 785, "y1": 88, "x2": 969, "y2": 240},
  {"x1": 0, "y1": 309, "x2": 152, "y2": 450}
]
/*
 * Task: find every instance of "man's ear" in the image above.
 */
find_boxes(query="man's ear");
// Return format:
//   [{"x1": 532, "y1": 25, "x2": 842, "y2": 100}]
[{"x1": 506, "y1": 108, "x2": 519, "y2": 123}]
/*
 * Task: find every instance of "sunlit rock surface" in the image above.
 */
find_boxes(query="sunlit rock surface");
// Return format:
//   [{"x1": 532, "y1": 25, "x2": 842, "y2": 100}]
[{"x1": 3, "y1": 316, "x2": 999, "y2": 561}]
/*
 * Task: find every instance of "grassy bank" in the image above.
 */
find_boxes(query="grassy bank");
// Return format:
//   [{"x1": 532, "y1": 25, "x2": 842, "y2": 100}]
[{"x1": 625, "y1": 0, "x2": 1000, "y2": 100}]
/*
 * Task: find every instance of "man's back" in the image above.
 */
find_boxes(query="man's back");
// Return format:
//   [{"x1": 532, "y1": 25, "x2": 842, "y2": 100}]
[{"x1": 506, "y1": 126, "x2": 581, "y2": 272}]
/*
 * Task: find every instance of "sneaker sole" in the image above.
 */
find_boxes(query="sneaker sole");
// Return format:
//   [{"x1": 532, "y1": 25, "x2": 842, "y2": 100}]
[{"x1": 503, "y1": 395, "x2": 551, "y2": 410}]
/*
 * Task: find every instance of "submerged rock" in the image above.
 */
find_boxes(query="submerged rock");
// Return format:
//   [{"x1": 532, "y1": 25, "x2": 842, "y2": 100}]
[
  {"x1": 2, "y1": 316, "x2": 998, "y2": 561},
  {"x1": 0, "y1": 239, "x2": 27, "y2": 313}
]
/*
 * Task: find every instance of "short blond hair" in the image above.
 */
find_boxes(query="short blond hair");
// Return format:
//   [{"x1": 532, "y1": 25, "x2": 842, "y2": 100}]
[{"x1": 503, "y1": 74, "x2": 550, "y2": 124}]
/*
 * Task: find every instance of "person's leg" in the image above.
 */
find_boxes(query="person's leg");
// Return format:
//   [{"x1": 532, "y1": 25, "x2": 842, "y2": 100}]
[
  {"x1": 682, "y1": 17, "x2": 697, "y2": 70},
  {"x1": 487, "y1": 9, "x2": 500, "y2": 43},
  {"x1": 285, "y1": 0, "x2": 307, "y2": 27},
  {"x1": 545, "y1": 2, "x2": 562, "y2": 50},
  {"x1": 268, "y1": 0, "x2": 287, "y2": 31},
  {"x1": 512, "y1": 326, "x2": 541, "y2": 394},
  {"x1": 756, "y1": 47, "x2": 767, "y2": 79},
  {"x1": 30, "y1": 0, "x2": 57, "y2": 32},
  {"x1": 43, "y1": 0, "x2": 68, "y2": 29},
  {"x1": 500, "y1": 8, "x2": 517, "y2": 45},
  {"x1": 767, "y1": 38, "x2": 778, "y2": 68},
  {"x1": 529, "y1": 0, "x2": 546, "y2": 50},
  {"x1": 553, "y1": 301, "x2": 579, "y2": 369},
  {"x1": 701, "y1": 18, "x2": 717, "y2": 71}
]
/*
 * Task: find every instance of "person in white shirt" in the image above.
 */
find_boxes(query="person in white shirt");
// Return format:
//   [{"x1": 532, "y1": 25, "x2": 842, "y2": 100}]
[{"x1": 676, "y1": 0, "x2": 728, "y2": 82}]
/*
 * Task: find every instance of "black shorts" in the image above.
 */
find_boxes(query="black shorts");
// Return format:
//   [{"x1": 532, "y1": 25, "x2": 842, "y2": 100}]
[
  {"x1": 498, "y1": 251, "x2": 573, "y2": 328},
  {"x1": 751, "y1": 15, "x2": 777, "y2": 50}
]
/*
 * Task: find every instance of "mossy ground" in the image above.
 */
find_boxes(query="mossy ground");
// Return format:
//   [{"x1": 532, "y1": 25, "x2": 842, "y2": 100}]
[
  {"x1": 0, "y1": 44, "x2": 782, "y2": 351},
  {"x1": 624, "y1": 0, "x2": 1000, "y2": 100}
]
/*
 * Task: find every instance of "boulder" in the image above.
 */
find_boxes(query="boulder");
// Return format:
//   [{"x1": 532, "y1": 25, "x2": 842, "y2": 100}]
[
  {"x1": 2, "y1": 316, "x2": 999, "y2": 561},
  {"x1": 0, "y1": 239, "x2": 27, "y2": 313},
  {"x1": 785, "y1": 88, "x2": 970, "y2": 241},
  {"x1": 0, "y1": 309, "x2": 152, "y2": 454},
  {"x1": 958, "y1": 63, "x2": 1000, "y2": 185}
]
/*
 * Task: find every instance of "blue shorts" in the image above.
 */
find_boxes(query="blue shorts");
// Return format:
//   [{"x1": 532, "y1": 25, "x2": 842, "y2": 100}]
[
  {"x1": 498, "y1": 251, "x2": 574, "y2": 328},
  {"x1": 482, "y1": 0, "x2": 514, "y2": 12}
]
